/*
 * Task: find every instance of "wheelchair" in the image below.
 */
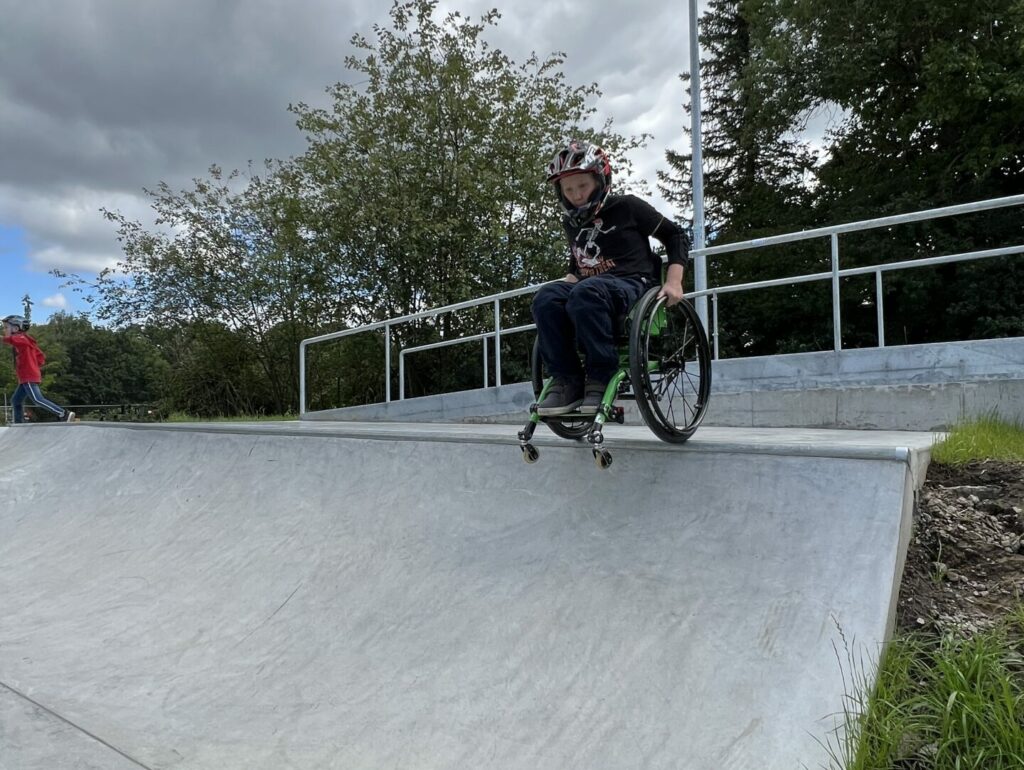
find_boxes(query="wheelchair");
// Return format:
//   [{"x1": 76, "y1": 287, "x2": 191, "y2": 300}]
[{"x1": 518, "y1": 287, "x2": 713, "y2": 469}]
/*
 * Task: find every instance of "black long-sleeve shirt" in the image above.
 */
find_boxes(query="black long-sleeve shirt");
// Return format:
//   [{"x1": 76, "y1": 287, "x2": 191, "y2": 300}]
[{"x1": 563, "y1": 194, "x2": 690, "y2": 282}]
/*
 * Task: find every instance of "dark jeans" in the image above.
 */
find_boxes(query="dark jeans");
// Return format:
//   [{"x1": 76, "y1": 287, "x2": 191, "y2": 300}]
[
  {"x1": 531, "y1": 274, "x2": 647, "y2": 384},
  {"x1": 12, "y1": 382, "x2": 67, "y2": 423}
]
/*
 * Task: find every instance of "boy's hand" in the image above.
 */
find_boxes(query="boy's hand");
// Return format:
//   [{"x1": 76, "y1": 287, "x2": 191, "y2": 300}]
[
  {"x1": 562, "y1": 274, "x2": 579, "y2": 284},
  {"x1": 657, "y1": 263, "x2": 685, "y2": 306},
  {"x1": 657, "y1": 282, "x2": 684, "y2": 306}
]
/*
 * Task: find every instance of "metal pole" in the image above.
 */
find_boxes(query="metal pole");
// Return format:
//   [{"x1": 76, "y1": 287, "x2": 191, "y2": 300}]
[
  {"x1": 385, "y1": 324, "x2": 392, "y2": 403},
  {"x1": 399, "y1": 351, "x2": 406, "y2": 400},
  {"x1": 831, "y1": 234, "x2": 842, "y2": 352},
  {"x1": 875, "y1": 270, "x2": 886, "y2": 347},
  {"x1": 298, "y1": 342, "x2": 306, "y2": 416},
  {"x1": 712, "y1": 292, "x2": 719, "y2": 360},
  {"x1": 688, "y1": 0, "x2": 708, "y2": 328},
  {"x1": 493, "y1": 299, "x2": 502, "y2": 387},
  {"x1": 483, "y1": 340, "x2": 489, "y2": 389}
]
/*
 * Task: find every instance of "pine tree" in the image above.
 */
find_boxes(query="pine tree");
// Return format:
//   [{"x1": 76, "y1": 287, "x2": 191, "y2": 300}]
[{"x1": 660, "y1": 0, "x2": 824, "y2": 355}]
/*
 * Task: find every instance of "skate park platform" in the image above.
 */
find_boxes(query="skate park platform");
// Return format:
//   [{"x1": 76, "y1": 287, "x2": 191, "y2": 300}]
[{"x1": 0, "y1": 420, "x2": 938, "y2": 769}]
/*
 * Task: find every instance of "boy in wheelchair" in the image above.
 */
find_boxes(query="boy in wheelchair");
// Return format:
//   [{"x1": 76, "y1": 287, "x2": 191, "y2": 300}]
[{"x1": 532, "y1": 139, "x2": 691, "y2": 416}]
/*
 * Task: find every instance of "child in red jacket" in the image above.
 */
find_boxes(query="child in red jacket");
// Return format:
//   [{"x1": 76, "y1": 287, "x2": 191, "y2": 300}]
[{"x1": 2, "y1": 315, "x2": 74, "y2": 424}]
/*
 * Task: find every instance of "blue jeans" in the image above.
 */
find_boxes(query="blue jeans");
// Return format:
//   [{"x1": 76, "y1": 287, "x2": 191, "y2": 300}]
[
  {"x1": 532, "y1": 274, "x2": 648, "y2": 384},
  {"x1": 12, "y1": 382, "x2": 67, "y2": 423}
]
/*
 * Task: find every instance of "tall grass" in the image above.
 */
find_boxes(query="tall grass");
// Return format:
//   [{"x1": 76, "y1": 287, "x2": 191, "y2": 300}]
[
  {"x1": 825, "y1": 612, "x2": 1024, "y2": 769},
  {"x1": 823, "y1": 416, "x2": 1024, "y2": 768},
  {"x1": 932, "y1": 414, "x2": 1024, "y2": 465}
]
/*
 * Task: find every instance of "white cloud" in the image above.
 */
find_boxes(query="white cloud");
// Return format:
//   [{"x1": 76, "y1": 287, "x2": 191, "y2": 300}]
[{"x1": 40, "y1": 293, "x2": 68, "y2": 309}]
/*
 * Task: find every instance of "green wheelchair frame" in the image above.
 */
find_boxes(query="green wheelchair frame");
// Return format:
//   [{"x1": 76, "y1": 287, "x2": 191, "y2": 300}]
[{"x1": 518, "y1": 285, "x2": 713, "y2": 469}]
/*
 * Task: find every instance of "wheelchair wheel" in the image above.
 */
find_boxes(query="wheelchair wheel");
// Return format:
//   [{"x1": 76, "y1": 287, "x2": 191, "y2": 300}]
[
  {"x1": 530, "y1": 338, "x2": 591, "y2": 441},
  {"x1": 628, "y1": 288, "x2": 712, "y2": 443}
]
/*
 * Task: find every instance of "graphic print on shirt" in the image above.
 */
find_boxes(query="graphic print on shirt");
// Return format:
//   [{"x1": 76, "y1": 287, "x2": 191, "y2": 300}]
[{"x1": 572, "y1": 217, "x2": 618, "y2": 277}]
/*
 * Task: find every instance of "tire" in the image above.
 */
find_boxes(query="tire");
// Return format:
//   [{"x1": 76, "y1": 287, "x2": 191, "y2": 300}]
[
  {"x1": 628, "y1": 288, "x2": 712, "y2": 443},
  {"x1": 530, "y1": 337, "x2": 591, "y2": 441}
]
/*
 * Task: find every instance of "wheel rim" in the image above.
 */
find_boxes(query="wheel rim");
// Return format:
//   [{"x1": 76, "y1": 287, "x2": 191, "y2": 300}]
[{"x1": 635, "y1": 297, "x2": 710, "y2": 437}]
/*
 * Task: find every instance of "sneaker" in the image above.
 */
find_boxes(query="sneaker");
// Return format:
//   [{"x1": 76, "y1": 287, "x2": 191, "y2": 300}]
[
  {"x1": 535, "y1": 379, "x2": 583, "y2": 416},
  {"x1": 62, "y1": 410, "x2": 75, "y2": 423},
  {"x1": 578, "y1": 380, "x2": 609, "y2": 415}
]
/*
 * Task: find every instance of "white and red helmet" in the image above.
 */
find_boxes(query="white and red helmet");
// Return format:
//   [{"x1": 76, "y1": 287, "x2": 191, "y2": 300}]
[{"x1": 546, "y1": 139, "x2": 612, "y2": 226}]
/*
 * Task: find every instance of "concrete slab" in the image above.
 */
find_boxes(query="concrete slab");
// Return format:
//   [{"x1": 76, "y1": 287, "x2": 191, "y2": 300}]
[
  {"x1": 0, "y1": 422, "x2": 932, "y2": 769},
  {"x1": 0, "y1": 685, "x2": 146, "y2": 770}
]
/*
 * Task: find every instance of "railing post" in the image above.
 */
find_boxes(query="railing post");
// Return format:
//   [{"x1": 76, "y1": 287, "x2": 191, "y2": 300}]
[
  {"x1": 875, "y1": 270, "x2": 886, "y2": 347},
  {"x1": 483, "y1": 339, "x2": 489, "y2": 389},
  {"x1": 399, "y1": 351, "x2": 406, "y2": 400},
  {"x1": 299, "y1": 341, "x2": 307, "y2": 416},
  {"x1": 831, "y1": 234, "x2": 842, "y2": 352},
  {"x1": 493, "y1": 299, "x2": 502, "y2": 387},
  {"x1": 385, "y1": 324, "x2": 392, "y2": 403},
  {"x1": 712, "y1": 293, "x2": 719, "y2": 360}
]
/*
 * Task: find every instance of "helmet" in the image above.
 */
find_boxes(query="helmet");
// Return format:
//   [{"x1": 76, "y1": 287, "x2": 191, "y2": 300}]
[
  {"x1": 546, "y1": 140, "x2": 613, "y2": 227},
  {"x1": 2, "y1": 315, "x2": 27, "y2": 331}
]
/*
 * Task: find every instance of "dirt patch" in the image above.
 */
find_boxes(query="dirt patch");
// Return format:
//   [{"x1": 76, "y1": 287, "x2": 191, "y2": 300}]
[{"x1": 897, "y1": 460, "x2": 1024, "y2": 635}]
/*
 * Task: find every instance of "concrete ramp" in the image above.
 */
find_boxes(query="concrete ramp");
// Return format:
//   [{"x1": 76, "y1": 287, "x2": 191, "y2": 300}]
[{"x1": 0, "y1": 422, "x2": 934, "y2": 769}]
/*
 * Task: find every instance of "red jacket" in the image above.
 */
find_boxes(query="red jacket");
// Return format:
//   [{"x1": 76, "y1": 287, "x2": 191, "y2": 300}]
[{"x1": 2, "y1": 331, "x2": 46, "y2": 383}]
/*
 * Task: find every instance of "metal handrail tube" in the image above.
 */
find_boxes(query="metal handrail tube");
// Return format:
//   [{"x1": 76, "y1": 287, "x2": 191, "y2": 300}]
[
  {"x1": 300, "y1": 196, "x2": 1022, "y2": 415},
  {"x1": 694, "y1": 243, "x2": 1023, "y2": 355},
  {"x1": 301, "y1": 284, "x2": 544, "y2": 347},
  {"x1": 300, "y1": 283, "x2": 544, "y2": 414},
  {"x1": 398, "y1": 323, "x2": 536, "y2": 400},
  {"x1": 690, "y1": 194, "x2": 1024, "y2": 259},
  {"x1": 686, "y1": 244, "x2": 1023, "y2": 300}
]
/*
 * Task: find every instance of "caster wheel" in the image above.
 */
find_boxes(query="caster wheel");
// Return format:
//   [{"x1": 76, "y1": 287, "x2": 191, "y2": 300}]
[
  {"x1": 593, "y1": 449, "x2": 613, "y2": 470},
  {"x1": 521, "y1": 444, "x2": 539, "y2": 464}
]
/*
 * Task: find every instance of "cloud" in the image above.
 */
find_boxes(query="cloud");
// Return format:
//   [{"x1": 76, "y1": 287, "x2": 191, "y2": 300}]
[
  {"x1": 1, "y1": 0, "x2": 706, "y2": 277},
  {"x1": 40, "y1": 293, "x2": 68, "y2": 310}
]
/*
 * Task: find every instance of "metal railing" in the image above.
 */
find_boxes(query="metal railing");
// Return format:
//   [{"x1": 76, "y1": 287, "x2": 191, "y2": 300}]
[
  {"x1": 300, "y1": 284, "x2": 541, "y2": 414},
  {"x1": 299, "y1": 194, "x2": 1024, "y2": 415},
  {"x1": 687, "y1": 193, "x2": 1024, "y2": 357}
]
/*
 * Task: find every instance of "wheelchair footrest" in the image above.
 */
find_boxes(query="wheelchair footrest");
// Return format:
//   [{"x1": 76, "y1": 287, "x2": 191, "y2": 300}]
[{"x1": 610, "y1": 406, "x2": 625, "y2": 424}]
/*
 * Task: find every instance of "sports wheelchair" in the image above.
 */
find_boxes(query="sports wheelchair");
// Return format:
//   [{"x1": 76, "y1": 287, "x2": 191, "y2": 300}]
[{"x1": 518, "y1": 287, "x2": 712, "y2": 469}]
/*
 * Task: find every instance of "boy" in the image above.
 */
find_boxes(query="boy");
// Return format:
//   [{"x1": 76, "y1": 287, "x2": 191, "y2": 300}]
[
  {"x1": 532, "y1": 140, "x2": 691, "y2": 415},
  {"x1": 2, "y1": 315, "x2": 74, "y2": 424}
]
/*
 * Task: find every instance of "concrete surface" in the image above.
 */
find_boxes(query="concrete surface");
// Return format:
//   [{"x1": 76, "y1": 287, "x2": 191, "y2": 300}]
[
  {"x1": 306, "y1": 336, "x2": 1024, "y2": 430},
  {"x1": 0, "y1": 421, "x2": 936, "y2": 769}
]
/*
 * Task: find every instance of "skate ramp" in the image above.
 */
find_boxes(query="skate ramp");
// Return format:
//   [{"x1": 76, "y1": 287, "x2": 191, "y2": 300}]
[{"x1": 0, "y1": 422, "x2": 933, "y2": 769}]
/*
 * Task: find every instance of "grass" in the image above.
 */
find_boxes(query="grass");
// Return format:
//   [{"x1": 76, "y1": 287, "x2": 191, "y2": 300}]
[
  {"x1": 825, "y1": 613, "x2": 1024, "y2": 769},
  {"x1": 931, "y1": 414, "x2": 1024, "y2": 465},
  {"x1": 822, "y1": 416, "x2": 1024, "y2": 768}
]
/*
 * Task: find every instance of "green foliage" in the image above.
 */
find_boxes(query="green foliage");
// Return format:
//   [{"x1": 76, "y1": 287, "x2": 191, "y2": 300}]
[
  {"x1": 932, "y1": 415, "x2": 1024, "y2": 464},
  {"x1": 58, "y1": 0, "x2": 646, "y2": 414},
  {"x1": 291, "y1": 0, "x2": 636, "y2": 324},
  {"x1": 661, "y1": 0, "x2": 1024, "y2": 357},
  {"x1": 826, "y1": 616, "x2": 1024, "y2": 769},
  {"x1": 1, "y1": 314, "x2": 169, "y2": 421},
  {"x1": 659, "y1": 0, "x2": 828, "y2": 357}
]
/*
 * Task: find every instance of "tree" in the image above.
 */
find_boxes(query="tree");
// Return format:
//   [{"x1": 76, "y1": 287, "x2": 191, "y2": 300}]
[
  {"x1": 79, "y1": 161, "x2": 327, "y2": 414},
  {"x1": 290, "y1": 0, "x2": 645, "y2": 400},
  {"x1": 291, "y1": 0, "x2": 644, "y2": 327},
  {"x1": 659, "y1": 0, "x2": 823, "y2": 355},
  {"x1": 780, "y1": 0, "x2": 1024, "y2": 345},
  {"x1": 68, "y1": 0, "x2": 648, "y2": 412},
  {"x1": 0, "y1": 314, "x2": 171, "y2": 418}
]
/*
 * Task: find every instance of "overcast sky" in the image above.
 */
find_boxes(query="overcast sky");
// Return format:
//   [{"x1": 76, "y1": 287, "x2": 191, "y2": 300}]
[{"x1": 1, "y1": 0, "x2": 704, "y2": 321}]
